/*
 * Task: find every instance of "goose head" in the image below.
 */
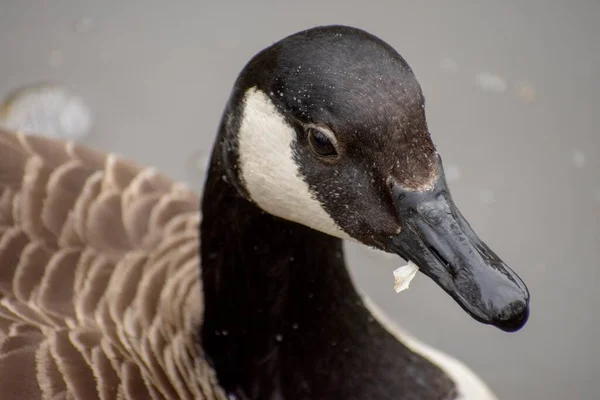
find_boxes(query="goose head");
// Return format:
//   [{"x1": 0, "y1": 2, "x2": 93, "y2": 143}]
[{"x1": 217, "y1": 25, "x2": 529, "y2": 332}]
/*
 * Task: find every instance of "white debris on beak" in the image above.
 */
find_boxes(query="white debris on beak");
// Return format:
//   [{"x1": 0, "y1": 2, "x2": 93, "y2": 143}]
[{"x1": 393, "y1": 261, "x2": 420, "y2": 293}]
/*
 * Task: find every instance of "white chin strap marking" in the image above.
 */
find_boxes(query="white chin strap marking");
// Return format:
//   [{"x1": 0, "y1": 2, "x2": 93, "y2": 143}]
[{"x1": 237, "y1": 87, "x2": 351, "y2": 240}]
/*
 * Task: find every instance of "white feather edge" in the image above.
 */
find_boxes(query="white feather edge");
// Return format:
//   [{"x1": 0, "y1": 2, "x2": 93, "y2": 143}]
[{"x1": 360, "y1": 295, "x2": 498, "y2": 400}]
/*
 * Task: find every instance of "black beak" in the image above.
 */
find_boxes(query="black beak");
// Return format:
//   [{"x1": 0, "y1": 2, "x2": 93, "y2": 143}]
[{"x1": 387, "y1": 158, "x2": 530, "y2": 332}]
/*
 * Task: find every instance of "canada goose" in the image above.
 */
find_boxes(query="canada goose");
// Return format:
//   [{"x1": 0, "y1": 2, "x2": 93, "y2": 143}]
[{"x1": 0, "y1": 25, "x2": 529, "y2": 399}]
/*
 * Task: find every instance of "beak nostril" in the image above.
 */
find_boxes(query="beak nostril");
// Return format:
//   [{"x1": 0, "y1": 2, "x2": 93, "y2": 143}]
[{"x1": 428, "y1": 245, "x2": 456, "y2": 277}]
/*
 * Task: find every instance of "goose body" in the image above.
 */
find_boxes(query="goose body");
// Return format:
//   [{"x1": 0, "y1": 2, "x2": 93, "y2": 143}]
[
  {"x1": 0, "y1": 131, "x2": 225, "y2": 399},
  {"x1": 0, "y1": 26, "x2": 529, "y2": 399}
]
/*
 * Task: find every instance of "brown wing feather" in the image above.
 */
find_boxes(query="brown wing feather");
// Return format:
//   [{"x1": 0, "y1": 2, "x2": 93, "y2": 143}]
[{"x1": 0, "y1": 129, "x2": 225, "y2": 400}]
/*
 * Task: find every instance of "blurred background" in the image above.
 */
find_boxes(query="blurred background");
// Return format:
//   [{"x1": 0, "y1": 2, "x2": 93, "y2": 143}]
[{"x1": 1, "y1": 1, "x2": 598, "y2": 399}]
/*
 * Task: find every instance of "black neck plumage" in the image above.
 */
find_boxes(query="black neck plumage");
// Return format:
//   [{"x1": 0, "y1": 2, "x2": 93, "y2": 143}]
[{"x1": 199, "y1": 140, "x2": 456, "y2": 400}]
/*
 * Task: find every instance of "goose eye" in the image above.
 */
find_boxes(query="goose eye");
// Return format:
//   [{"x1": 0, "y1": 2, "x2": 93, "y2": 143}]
[{"x1": 307, "y1": 127, "x2": 338, "y2": 158}]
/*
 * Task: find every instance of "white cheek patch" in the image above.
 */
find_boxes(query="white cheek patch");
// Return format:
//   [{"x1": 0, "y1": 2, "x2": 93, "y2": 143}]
[{"x1": 237, "y1": 88, "x2": 351, "y2": 240}]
